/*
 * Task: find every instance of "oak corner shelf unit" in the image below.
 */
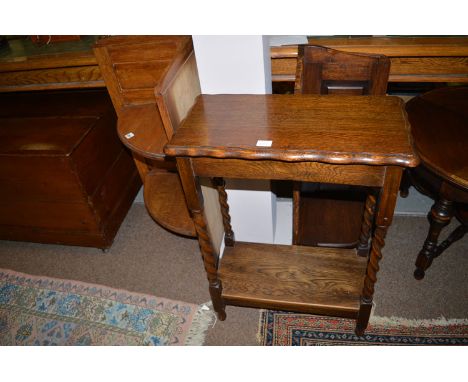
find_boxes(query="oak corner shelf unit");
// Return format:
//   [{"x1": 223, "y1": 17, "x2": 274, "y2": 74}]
[{"x1": 165, "y1": 94, "x2": 419, "y2": 335}]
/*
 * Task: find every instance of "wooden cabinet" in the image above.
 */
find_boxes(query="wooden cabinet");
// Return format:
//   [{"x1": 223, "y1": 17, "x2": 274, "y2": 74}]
[{"x1": 0, "y1": 89, "x2": 141, "y2": 248}]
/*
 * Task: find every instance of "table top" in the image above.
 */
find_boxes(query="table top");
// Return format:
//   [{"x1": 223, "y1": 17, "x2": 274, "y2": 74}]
[
  {"x1": 406, "y1": 86, "x2": 468, "y2": 189},
  {"x1": 165, "y1": 94, "x2": 419, "y2": 167}
]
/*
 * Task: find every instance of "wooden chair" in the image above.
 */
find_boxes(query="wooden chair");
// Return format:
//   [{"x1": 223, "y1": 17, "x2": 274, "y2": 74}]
[{"x1": 293, "y1": 45, "x2": 390, "y2": 252}]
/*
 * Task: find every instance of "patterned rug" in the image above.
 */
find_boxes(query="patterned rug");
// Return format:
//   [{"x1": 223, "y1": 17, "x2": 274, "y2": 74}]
[
  {"x1": 0, "y1": 268, "x2": 215, "y2": 345},
  {"x1": 258, "y1": 310, "x2": 468, "y2": 345}
]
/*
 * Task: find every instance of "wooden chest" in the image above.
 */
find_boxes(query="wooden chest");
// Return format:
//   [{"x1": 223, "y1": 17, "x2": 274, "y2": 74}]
[{"x1": 0, "y1": 89, "x2": 141, "y2": 248}]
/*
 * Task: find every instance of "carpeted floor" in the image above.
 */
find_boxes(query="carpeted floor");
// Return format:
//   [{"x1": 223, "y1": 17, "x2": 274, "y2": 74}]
[{"x1": 0, "y1": 202, "x2": 467, "y2": 345}]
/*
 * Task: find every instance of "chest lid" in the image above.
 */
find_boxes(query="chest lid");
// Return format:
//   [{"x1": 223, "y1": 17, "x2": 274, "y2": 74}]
[{"x1": 0, "y1": 116, "x2": 97, "y2": 156}]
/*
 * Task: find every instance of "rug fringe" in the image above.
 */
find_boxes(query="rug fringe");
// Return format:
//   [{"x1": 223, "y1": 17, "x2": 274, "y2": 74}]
[
  {"x1": 184, "y1": 301, "x2": 216, "y2": 346},
  {"x1": 256, "y1": 309, "x2": 468, "y2": 345},
  {"x1": 256, "y1": 308, "x2": 267, "y2": 345},
  {"x1": 370, "y1": 315, "x2": 468, "y2": 327}
]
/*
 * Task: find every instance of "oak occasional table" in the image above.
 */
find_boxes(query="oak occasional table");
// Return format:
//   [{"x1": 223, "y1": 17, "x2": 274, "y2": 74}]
[
  {"x1": 405, "y1": 86, "x2": 468, "y2": 280},
  {"x1": 165, "y1": 94, "x2": 419, "y2": 335}
]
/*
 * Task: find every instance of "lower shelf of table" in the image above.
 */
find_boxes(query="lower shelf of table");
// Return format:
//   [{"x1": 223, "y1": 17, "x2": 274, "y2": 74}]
[
  {"x1": 219, "y1": 242, "x2": 368, "y2": 318},
  {"x1": 143, "y1": 169, "x2": 196, "y2": 237}
]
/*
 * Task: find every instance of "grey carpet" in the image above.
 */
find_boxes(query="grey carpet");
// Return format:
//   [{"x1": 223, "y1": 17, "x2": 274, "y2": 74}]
[{"x1": 0, "y1": 203, "x2": 466, "y2": 345}]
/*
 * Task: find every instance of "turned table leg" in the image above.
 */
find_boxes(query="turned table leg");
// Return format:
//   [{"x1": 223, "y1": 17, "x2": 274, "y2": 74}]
[
  {"x1": 399, "y1": 169, "x2": 412, "y2": 198},
  {"x1": 434, "y1": 224, "x2": 468, "y2": 256},
  {"x1": 177, "y1": 158, "x2": 226, "y2": 320},
  {"x1": 414, "y1": 198, "x2": 454, "y2": 280}
]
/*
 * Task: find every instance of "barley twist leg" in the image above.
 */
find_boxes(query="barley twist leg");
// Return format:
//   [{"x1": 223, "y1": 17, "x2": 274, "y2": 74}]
[
  {"x1": 192, "y1": 211, "x2": 226, "y2": 320},
  {"x1": 212, "y1": 177, "x2": 235, "y2": 246},
  {"x1": 357, "y1": 193, "x2": 377, "y2": 257},
  {"x1": 356, "y1": 225, "x2": 387, "y2": 336}
]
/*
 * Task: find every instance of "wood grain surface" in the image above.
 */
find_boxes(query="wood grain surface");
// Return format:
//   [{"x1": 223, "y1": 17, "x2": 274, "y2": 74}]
[
  {"x1": 117, "y1": 104, "x2": 168, "y2": 160},
  {"x1": 0, "y1": 37, "x2": 104, "y2": 92},
  {"x1": 0, "y1": 89, "x2": 141, "y2": 248},
  {"x1": 406, "y1": 86, "x2": 468, "y2": 189},
  {"x1": 192, "y1": 158, "x2": 385, "y2": 187},
  {"x1": 0, "y1": 66, "x2": 102, "y2": 92},
  {"x1": 165, "y1": 94, "x2": 418, "y2": 167},
  {"x1": 94, "y1": 35, "x2": 193, "y2": 114},
  {"x1": 95, "y1": 36, "x2": 201, "y2": 239},
  {"x1": 219, "y1": 242, "x2": 367, "y2": 317},
  {"x1": 143, "y1": 169, "x2": 196, "y2": 237},
  {"x1": 270, "y1": 36, "x2": 468, "y2": 83},
  {"x1": 271, "y1": 37, "x2": 468, "y2": 57}
]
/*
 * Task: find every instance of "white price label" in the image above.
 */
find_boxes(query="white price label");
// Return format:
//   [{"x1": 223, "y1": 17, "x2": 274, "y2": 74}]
[{"x1": 256, "y1": 140, "x2": 272, "y2": 147}]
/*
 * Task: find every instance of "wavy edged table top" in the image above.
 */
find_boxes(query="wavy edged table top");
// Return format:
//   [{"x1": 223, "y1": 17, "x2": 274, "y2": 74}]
[{"x1": 165, "y1": 94, "x2": 419, "y2": 168}]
